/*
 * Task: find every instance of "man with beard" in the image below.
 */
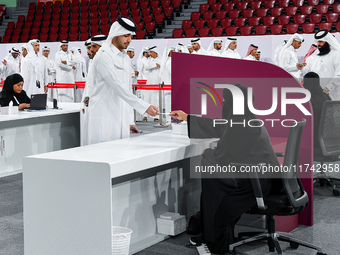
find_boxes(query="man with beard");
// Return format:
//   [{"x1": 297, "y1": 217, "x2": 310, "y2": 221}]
[
  {"x1": 302, "y1": 29, "x2": 340, "y2": 100},
  {"x1": 41, "y1": 46, "x2": 56, "y2": 100},
  {"x1": 255, "y1": 50, "x2": 261, "y2": 61},
  {"x1": 207, "y1": 39, "x2": 223, "y2": 56},
  {"x1": 191, "y1": 38, "x2": 208, "y2": 55},
  {"x1": 243, "y1": 44, "x2": 259, "y2": 61},
  {"x1": 221, "y1": 38, "x2": 241, "y2": 59}
]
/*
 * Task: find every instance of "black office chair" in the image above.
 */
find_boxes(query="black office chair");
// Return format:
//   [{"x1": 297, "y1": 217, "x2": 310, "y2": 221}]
[
  {"x1": 229, "y1": 119, "x2": 326, "y2": 255},
  {"x1": 314, "y1": 100, "x2": 340, "y2": 196}
]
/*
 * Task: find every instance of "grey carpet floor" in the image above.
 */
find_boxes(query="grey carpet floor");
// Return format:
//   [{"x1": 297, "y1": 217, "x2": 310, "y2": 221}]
[{"x1": 0, "y1": 123, "x2": 339, "y2": 255}]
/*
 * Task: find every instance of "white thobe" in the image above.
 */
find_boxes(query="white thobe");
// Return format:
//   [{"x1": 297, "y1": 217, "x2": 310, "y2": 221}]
[
  {"x1": 209, "y1": 49, "x2": 222, "y2": 56},
  {"x1": 279, "y1": 45, "x2": 301, "y2": 79},
  {"x1": 145, "y1": 57, "x2": 161, "y2": 110},
  {"x1": 221, "y1": 49, "x2": 241, "y2": 59},
  {"x1": 20, "y1": 55, "x2": 45, "y2": 97},
  {"x1": 243, "y1": 55, "x2": 257, "y2": 61},
  {"x1": 130, "y1": 58, "x2": 138, "y2": 85},
  {"x1": 130, "y1": 58, "x2": 144, "y2": 121},
  {"x1": 192, "y1": 48, "x2": 208, "y2": 55},
  {"x1": 42, "y1": 55, "x2": 56, "y2": 101},
  {"x1": 3, "y1": 55, "x2": 20, "y2": 79},
  {"x1": 137, "y1": 56, "x2": 149, "y2": 80},
  {"x1": 162, "y1": 58, "x2": 172, "y2": 122},
  {"x1": 86, "y1": 43, "x2": 150, "y2": 145},
  {"x1": 73, "y1": 55, "x2": 87, "y2": 102},
  {"x1": 302, "y1": 50, "x2": 340, "y2": 100},
  {"x1": 55, "y1": 50, "x2": 78, "y2": 102}
]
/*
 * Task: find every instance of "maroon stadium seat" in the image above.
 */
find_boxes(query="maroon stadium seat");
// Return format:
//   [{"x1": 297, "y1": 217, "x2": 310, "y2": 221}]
[
  {"x1": 301, "y1": 23, "x2": 315, "y2": 33},
  {"x1": 207, "y1": 19, "x2": 219, "y2": 28},
  {"x1": 229, "y1": 10, "x2": 240, "y2": 19},
  {"x1": 172, "y1": 28, "x2": 183, "y2": 38},
  {"x1": 249, "y1": 17, "x2": 261, "y2": 26},
  {"x1": 318, "y1": 22, "x2": 332, "y2": 30},
  {"x1": 323, "y1": 0, "x2": 334, "y2": 4},
  {"x1": 198, "y1": 27, "x2": 210, "y2": 37},
  {"x1": 271, "y1": 7, "x2": 283, "y2": 16},
  {"x1": 286, "y1": 23, "x2": 299, "y2": 33},
  {"x1": 293, "y1": 0, "x2": 304, "y2": 7},
  {"x1": 293, "y1": 14, "x2": 306, "y2": 24},
  {"x1": 136, "y1": 30, "x2": 146, "y2": 39},
  {"x1": 316, "y1": 5, "x2": 330, "y2": 14},
  {"x1": 240, "y1": 26, "x2": 252, "y2": 35},
  {"x1": 279, "y1": 0, "x2": 290, "y2": 8},
  {"x1": 251, "y1": 1, "x2": 262, "y2": 9},
  {"x1": 185, "y1": 27, "x2": 197, "y2": 37},
  {"x1": 271, "y1": 24, "x2": 283, "y2": 34},
  {"x1": 40, "y1": 34, "x2": 48, "y2": 42},
  {"x1": 255, "y1": 25, "x2": 267, "y2": 34},
  {"x1": 332, "y1": 3, "x2": 340, "y2": 13},
  {"x1": 216, "y1": 10, "x2": 227, "y2": 20},
  {"x1": 308, "y1": 0, "x2": 319, "y2": 4},
  {"x1": 199, "y1": 4, "x2": 209, "y2": 13},
  {"x1": 223, "y1": 3, "x2": 235, "y2": 11},
  {"x1": 155, "y1": 14, "x2": 165, "y2": 26},
  {"x1": 143, "y1": 14, "x2": 154, "y2": 23},
  {"x1": 133, "y1": 15, "x2": 142, "y2": 23},
  {"x1": 194, "y1": 19, "x2": 205, "y2": 29},
  {"x1": 336, "y1": 21, "x2": 340, "y2": 31},
  {"x1": 211, "y1": 27, "x2": 223, "y2": 36},
  {"x1": 325, "y1": 13, "x2": 339, "y2": 23},
  {"x1": 191, "y1": 12, "x2": 201, "y2": 21},
  {"x1": 226, "y1": 26, "x2": 238, "y2": 36},
  {"x1": 235, "y1": 17, "x2": 246, "y2": 27},
  {"x1": 237, "y1": 2, "x2": 249, "y2": 10},
  {"x1": 221, "y1": 18, "x2": 232, "y2": 27},
  {"x1": 152, "y1": 7, "x2": 163, "y2": 16},
  {"x1": 285, "y1": 6, "x2": 298, "y2": 16},
  {"x1": 182, "y1": 20, "x2": 192, "y2": 29},
  {"x1": 300, "y1": 6, "x2": 313, "y2": 15},
  {"x1": 243, "y1": 9, "x2": 254, "y2": 18},
  {"x1": 278, "y1": 15, "x2": 291, "y2": 25},
  {"x1": 203, "y1": 11, "x2": 214, "y2": 20},
  {"x1": 161, "y1": 0, "x2": 171, "y2": 7},
  {"x1": 309, "y1": 13, "x2": 322, "y2": 23},
  {"x1": 263, "y1": 16, "x2": 275, "y2": 25},
  {"x1": 69, "y1": 33, "x2": 79, "y2": 41},
  {"x1": 265, "y1": 0, "x2": 276, "y2": 9},
  {"x1": 256, "y1": 8, "x2": 268, "y2": 17},
  {"x1": 164, "y1": 6, "x2": 174, "y2": 18}
]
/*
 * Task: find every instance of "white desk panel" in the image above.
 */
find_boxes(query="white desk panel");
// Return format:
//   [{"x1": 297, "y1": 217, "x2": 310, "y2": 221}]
[{"x1": 23, "y1": 131, "x2": 214, "y2": 255}]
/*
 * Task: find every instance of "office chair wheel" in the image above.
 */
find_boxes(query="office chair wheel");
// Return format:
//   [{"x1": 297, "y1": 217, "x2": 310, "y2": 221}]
[
  {"x1": 333, "y1": 189, "x2": 340, "y2": 196},
  {"x1": 289, "y1": 241, "x2": 299, "y2": 249}
]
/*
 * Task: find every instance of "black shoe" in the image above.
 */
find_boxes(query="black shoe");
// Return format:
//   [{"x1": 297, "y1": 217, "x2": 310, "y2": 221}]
[{"x1": 189, "y1": 235, "x2": 204, "y2": 246}]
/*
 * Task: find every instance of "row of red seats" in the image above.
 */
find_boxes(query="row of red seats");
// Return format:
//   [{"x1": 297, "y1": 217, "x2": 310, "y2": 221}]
[
  {"x1": 29, "y1": 0, "x2": 114, "y2": 10},
  {"x1": 206, "y1": 0, "x2": 337, "y2": 6},
  {"x1": 198, "y1": 3, "x2": 340, "y2": 15},
  {"x1": 173, "y1": 22, "x2": 340, "y2": 38},
  {"x1": 186, "y1": 13, "x2": 339, "y2": 29}
]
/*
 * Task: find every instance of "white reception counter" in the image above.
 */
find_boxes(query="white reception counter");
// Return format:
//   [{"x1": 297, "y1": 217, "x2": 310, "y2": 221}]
[
  {"x1": 0, "y1": 103, "x2": 81, "y2": 177},
  {"x1": 23, "y1": 130, "x2": 215, "y2": 255}
]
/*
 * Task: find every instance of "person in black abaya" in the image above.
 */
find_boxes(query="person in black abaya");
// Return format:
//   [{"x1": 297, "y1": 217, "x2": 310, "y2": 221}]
[
  {"x1": 171, "y1": 84, "x2": 282, "y2": 254},
  {"x1": 0, "y1": 73, "x2": 30, "y2": 110},
  {"x1": 303, "y1": 72, "x2": 331, "y2": 159}
]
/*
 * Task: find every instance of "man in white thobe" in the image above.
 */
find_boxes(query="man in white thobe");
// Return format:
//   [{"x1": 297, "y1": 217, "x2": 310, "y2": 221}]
[
  {"x1": 2, "y1": 47, "x2": 20, "y2": 79},
  {"x1": 243, "y1": 44, "x2": 258, "y2": 61},
  {"x1": 191, "y1": 38, "x2": 208, "y2": 55},
  {"x1": 145, "y1": 46, "x2": 162, "y2": 121},
  {"x1": 20, "y1": 39, "x2": 47, "y2": 97},
  {"x1": 80, "y1": 35, "x2": 107, "y2": 146},
  {"x1": 127, "y1": 47, "x2": 139, "y2": 85},
  {"x1": 278, "y1": 33, "x2": 305, "y2": 79},
  {"x1": 302, "y1": 29, "x2": 340, "y2": 100},
  {"x1": 70, "y1": 47, "x2": 87, "y2": 102},
  {"x1": 273, "y1": 40, "x2": 287, "y2": 65},
  {"x1": 160, "y1": 46, "x2": 176, "y2": 124},
  {"x1": 85, "y1": 17, "x2": 158, "y2": 145},
  {"x1": 127, "y1": 46, "x2": 144, "y2": 122},
  {"x1": 41, "y1": 46, "x2": 56, "y2": 101},
  {"x1": 221, "y1": 38, "x2": 241, "y2": 59},
  {"x1": 137, "y1": 47, "x2": 149, "y2": 80},
  {"x1": 207, "y1": 39, "x2": 223, "y2": 56},
  {"x1": 55, "y1": 40, "x2": 78, "y2": 102}
]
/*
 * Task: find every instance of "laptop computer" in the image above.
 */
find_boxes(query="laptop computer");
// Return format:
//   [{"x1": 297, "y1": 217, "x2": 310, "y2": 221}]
[{"x1": 30, "y1": 94, "x2": 47, "y2": 110}]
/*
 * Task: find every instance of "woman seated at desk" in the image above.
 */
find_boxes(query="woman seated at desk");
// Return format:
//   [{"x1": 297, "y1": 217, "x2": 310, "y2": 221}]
[
  {"x1": 0, "y1": 73, "x2": 30, "y2": 110},
  {"x1": 171, "y1": 84, "x2": 282, "y2": 255}
]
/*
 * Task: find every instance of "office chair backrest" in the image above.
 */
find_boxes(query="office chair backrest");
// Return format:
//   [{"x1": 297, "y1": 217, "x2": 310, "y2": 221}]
[
  {"x1": 282, "y1": 119, "x2": 308, "y2": 209},
  {"x1": 319, "y1": 100, "x2": 340, "y2": 156}
]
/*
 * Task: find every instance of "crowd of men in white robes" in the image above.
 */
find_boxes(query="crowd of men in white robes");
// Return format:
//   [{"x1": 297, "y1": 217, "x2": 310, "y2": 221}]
[
  {"x1": 1, "y1": 17, "x2": 339, "y2": 144},
  {"x1": 0, "y1": 39, "x2": 87, "y2": 102}
]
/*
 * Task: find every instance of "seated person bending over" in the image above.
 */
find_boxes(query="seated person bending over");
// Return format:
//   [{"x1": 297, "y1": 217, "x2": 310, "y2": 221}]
[
  {"x1": 303, "y1": 72, "x2": 331, "y2": 159},
  {"x1": 0, "y1": 73, "x2": 30, "y2": 110},
  {"x1": 171, "y1": 84, "x2": 282, "y2": 255}
]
